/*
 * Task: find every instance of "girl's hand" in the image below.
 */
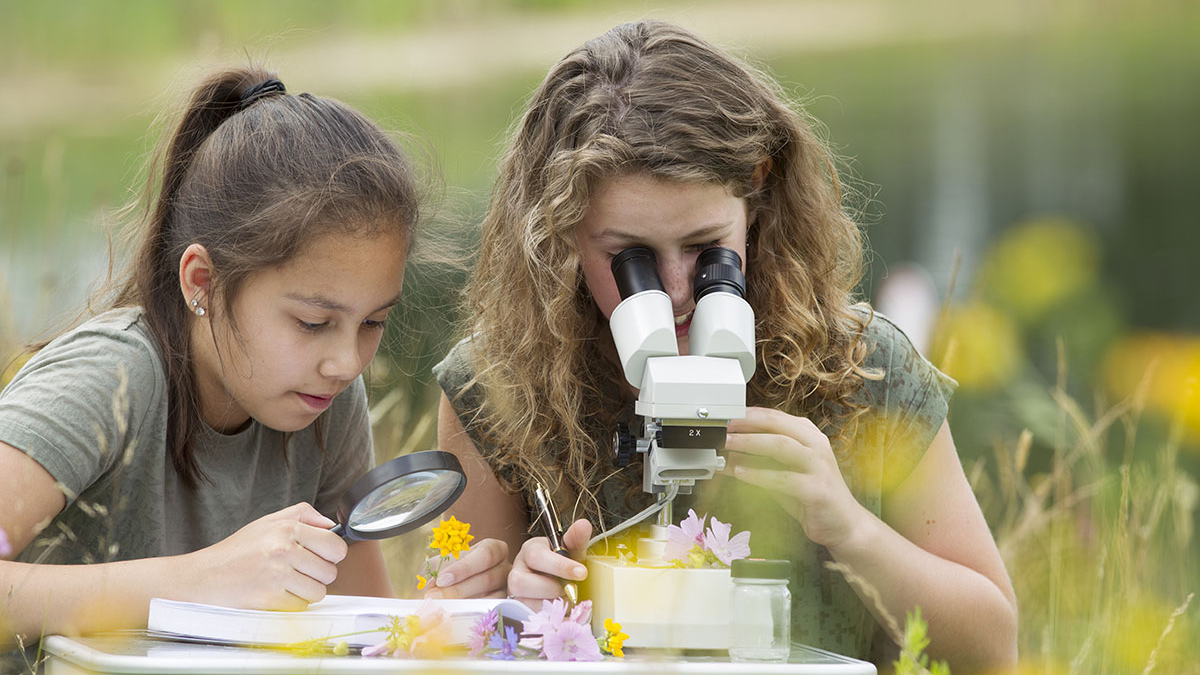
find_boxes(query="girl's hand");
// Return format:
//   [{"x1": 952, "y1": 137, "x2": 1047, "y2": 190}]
[
  {"x1": 507, "y1": 519, "x2": 591, "y2": 609},
  {"x1": 725, "y1": 407, "x2": 869, "y2": 551},
  {"x1": 181, "y1": 502, "x2": 348, "y2": 611},
  {"x1": 423, "y1": 538, "x2": 510, "y2": 600}
]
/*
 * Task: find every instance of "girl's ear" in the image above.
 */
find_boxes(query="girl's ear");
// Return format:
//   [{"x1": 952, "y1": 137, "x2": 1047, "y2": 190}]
[
  {"x1": 178, "y1": 243, "x2": 214, "y2": 314},
  {"x1": 751, "y1": 157, "x2": 773, "y2": 192}
]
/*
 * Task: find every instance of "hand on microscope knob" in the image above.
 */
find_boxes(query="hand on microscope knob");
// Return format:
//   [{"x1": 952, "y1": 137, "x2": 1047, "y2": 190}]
[
  {"x1": 724, "y1": 406, "x2": 869, "y2": 552},
  {"x1": 507, "y1": 518, "x2": 592, "y2": 610}
]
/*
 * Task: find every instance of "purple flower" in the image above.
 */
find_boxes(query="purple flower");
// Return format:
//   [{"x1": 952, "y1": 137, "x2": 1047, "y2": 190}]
[
  {"x1": 703, "y1": 516, "x2": 751, "y2": 565},
  {"x1": 486, "y1": 626, "x2": 520, "y2": 660},
  {"x1": 0, "y1": 526, "x2": 11, "y2": 558},
  {"x1": 664, "y1": 509, "x2": 706, "y2": 562},
  {"x1": 541, "y1": 620, "x2": 603, "y2": 662},
  {"x1": 468, "y1": 607, "x2": 500, "y2": 656}
]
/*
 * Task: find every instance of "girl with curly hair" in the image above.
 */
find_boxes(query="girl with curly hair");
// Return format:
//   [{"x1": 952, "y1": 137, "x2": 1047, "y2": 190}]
[{"x1": 432, "y1": 20, "x2": 1016, "y2": 672}]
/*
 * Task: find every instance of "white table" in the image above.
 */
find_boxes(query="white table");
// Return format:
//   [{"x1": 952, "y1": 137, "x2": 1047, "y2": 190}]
[{"x1": 43, "y1": 633, "x2": 876, "y2": 675}]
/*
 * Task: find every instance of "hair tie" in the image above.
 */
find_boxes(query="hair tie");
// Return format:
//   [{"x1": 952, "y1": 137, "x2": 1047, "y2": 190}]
[{"x1": 239, "y1": 79, "x2": 286, "y2": 111}]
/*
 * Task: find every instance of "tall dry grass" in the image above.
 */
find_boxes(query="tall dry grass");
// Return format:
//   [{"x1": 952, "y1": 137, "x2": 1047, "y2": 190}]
[
  {"x1": 919, "y1": 216, "x2": 1199, "y2": 673},
  {"x1": 969, "y1": 343, "x2": 1198, "y2": 674}
]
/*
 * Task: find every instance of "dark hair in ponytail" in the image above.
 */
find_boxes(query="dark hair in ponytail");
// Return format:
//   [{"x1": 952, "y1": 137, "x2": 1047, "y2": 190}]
[{"x1": 104, "y1": 66, "x2": 419, "y2": 488}]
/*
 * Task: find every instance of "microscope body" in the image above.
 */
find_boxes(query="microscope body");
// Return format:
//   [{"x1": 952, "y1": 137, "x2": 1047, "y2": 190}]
[
  {"x1": 609, "y1": 249, "x2": 755, "y2": 498},
  {"x1": 586, "y1": 246, "x2": 755, "y2": 649}
]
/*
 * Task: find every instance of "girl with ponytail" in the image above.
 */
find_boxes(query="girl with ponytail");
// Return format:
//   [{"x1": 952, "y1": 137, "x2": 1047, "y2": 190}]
[{"x1": 0, "y1": 66, "x2": 506, "y2": 652}]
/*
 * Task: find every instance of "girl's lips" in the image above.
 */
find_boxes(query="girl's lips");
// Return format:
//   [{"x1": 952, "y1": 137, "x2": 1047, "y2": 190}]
[{"x1": 298, "y1": 393, "x2": 333, "y2": 411}]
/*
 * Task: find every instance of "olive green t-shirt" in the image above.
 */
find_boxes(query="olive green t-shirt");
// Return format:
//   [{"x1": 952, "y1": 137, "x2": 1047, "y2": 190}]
[
  {"x1": 0, "y1": 308, "x2": 372, "y2": 668},
  {"x1": 433, "y1": 309, "x2": 955, "y2": 662}
]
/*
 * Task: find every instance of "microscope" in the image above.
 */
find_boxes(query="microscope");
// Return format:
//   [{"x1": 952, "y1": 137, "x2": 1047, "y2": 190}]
[
  {"x1": 609, "y1": 245, "x2": 755, "y2": 509},
  {"x1": 584, "y1": 245, "x2": 755, "y2": 649}
]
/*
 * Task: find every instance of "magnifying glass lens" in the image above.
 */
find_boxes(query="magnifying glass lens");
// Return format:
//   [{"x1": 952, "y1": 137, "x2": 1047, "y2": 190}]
[{"x1": 348, "y1": 470, "x2": 462, "y2": 533}]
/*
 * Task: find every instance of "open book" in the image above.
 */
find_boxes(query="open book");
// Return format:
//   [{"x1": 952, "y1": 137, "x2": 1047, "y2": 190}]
[{"x1": 147, "y1": 595, "x2": 532, "y2": 648}]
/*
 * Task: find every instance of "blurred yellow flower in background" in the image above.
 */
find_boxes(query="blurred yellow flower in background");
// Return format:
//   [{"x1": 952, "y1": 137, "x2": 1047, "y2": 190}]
[
  {"x1": 1103, "y1": 332, "x2": 1200, "y2": 442},
  {"x1": 1103, "y1": 597, "x2": 1191, "y2": 673},
  {"x1": 936, "y1": 301, "x2": 1022, "y2": 391},
  {"x1": 978, "y1": 216, "x2": 1100, "y2": 323}
]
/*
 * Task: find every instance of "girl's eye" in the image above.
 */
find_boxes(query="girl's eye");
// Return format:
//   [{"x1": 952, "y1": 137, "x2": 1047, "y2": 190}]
[
  {"x1": 297, "y1": 320, "x2": 327, "y2": 333},
  {"x1": 688, "y1": 240, "x2": 721, "y2": 252},
  {"x1": 362, "y1": 319, "x2": 388, "y2": 331}
]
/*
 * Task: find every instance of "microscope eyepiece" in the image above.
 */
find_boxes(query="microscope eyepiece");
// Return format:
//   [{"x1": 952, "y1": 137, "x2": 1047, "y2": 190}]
[
  {"x1": 693, "y1": 247, "x2": 746, "y2": 301},
  {"x1": 611, "y1": 246, "x2": 665, "y2": 300}
]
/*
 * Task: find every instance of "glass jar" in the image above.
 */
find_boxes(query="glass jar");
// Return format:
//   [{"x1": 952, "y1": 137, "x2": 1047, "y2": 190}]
[{"x1": 729, "y1": 558, "x2": 791, "y2": 662}]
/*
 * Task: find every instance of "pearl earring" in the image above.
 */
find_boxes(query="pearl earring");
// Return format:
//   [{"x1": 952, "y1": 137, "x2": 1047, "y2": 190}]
[{"x1": 190, "y1": 298, "x2": 206, "y2": 317}]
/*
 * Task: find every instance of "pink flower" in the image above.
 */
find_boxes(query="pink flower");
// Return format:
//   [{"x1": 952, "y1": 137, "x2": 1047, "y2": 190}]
[
  {"x1": 567, "y1": 600, "x2": 592, "y2": 626},
  {"x1": 703, "y1": 517, "x2": 751, "y2": 565},
  {"x1": 522, "y1": 597, "x2": 568, "y2": 636},
  {"x1": 0, "y1": 526, "x2": 12, "y2": 558},
  {"x1": 664, "y1": 509, "x2": 706, "y2": 562},
  {"x1": 360, "y1": 641, "x2": 392, "y2": 657},
  {"x1": 361, "y1": 601, "x2": 450, "y2": 658},
  {"x1": 541, "y1": 620, "x2": 603, "y2": 662}
]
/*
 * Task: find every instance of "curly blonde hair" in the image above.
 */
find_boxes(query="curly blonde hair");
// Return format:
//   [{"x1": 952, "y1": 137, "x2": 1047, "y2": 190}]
[{"x1": 460, "y1": 21, "x2": 875, "y2": 522}]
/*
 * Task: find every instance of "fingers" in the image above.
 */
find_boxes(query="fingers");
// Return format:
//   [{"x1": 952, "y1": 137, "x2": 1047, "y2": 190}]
[
  {"x1": 266, "y1": 505, "x2": 346, "y2": 605},
  {"x1": 508, "y1": 564, "x2": 569, "y2": 602},
  {"x1": 561, "y1": 519, "x2": 593, "y2": 557},
  {"x1": 269, "y1": 592, "x2": 312, "y2": 613},
  {"x1": 725, "y1": 409, "x2": 831, "y2": 475},
  {"x1": 522, "y1": 536, "x2": 587, "y2": 580},
  {"x1": 435, "y1": 538, "x2": 508, "y2": 587},
  {"x1": 293, "y1": 521, "x2": 349, "y2": 565},
  {"x1": 426, "y1": 539, "x2": 511, "y2": 599},
  {"x1": 283, "y1": 570, "x2": 328, "y2": 605},
  {"x1": 728, "y1": 407, "x2": 830, "y2": 451},
  {"x1": 289, "y1": 544, "x2": 340, "y2": 586},
  {"x1": 724, "y1": 435, "x2": 815, "y2": 477},
  {"x1": 507, "y1": 536, "x2": 588, "y2": 601},
  {"x1": 428, "y1": 559, "x2": 509, "y2": 600},
  {"x1": 731, "y1": 464, "x2": 811, "y2": 497},
  {"x1": 277, "y1": 501, "x2": 337, "y2": 529}
]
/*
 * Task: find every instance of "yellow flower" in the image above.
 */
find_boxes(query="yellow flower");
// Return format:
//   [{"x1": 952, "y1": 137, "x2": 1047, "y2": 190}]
[
  {"x1": 603, "y1": 618, "x2": 629, "y2": 657},
  {"x1": 978, "y1": 216, "x2": 1099, "y2": 323},
  {"x1": 935, "y1": 301, "x2": 1020, "y2": 391},
  {"x1": 416, "y1": 574, "x2": 427, "y2": 590},
  {"x1": 429, "y1": 516, "x2": 474, "y2": 559}
]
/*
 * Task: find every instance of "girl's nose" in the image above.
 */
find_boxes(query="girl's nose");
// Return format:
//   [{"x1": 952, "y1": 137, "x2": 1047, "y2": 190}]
[
  {"x1": 320, "y1": 338, "x2": 362, "y2": 381},
  {"x1": 659, "y1": 260, "x2": 694, "y2": 314}
]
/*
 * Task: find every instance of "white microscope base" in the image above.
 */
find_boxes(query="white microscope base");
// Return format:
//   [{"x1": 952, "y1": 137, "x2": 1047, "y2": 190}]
[{"x1": 583, "y1": 555, "x2": 733, "y2": 650}]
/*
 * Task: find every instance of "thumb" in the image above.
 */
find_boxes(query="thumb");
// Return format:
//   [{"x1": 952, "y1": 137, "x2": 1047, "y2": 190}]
[
  {"x1": 562, "y1": 518, "x2": 593, "y2": 557},
  {"x1": 291, "y1": 502, "x2": 337, "y2": 529}
]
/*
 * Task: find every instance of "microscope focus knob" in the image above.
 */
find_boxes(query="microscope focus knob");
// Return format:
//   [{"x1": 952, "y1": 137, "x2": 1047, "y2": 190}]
[{"x1": 613, "y1": 423, "x2": 636, "y2": 468}]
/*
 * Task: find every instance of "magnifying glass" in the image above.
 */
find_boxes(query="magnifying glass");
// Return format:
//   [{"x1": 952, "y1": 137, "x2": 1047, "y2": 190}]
[{"x1": 330, "y1": 450, "x2": 467, "y2": 541}]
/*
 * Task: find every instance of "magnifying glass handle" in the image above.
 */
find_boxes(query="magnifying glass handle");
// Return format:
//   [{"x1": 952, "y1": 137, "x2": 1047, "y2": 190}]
[{"x1": 330, "y1": 523, "x2": 344, "y2": 537}]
